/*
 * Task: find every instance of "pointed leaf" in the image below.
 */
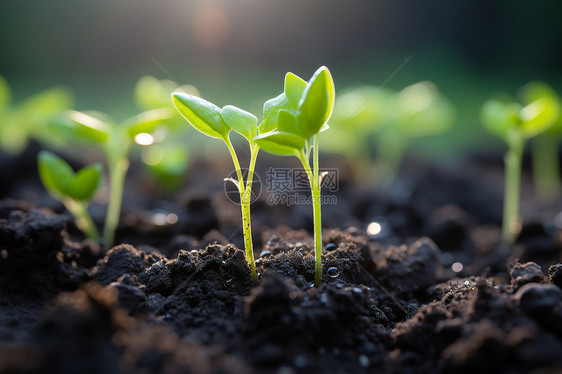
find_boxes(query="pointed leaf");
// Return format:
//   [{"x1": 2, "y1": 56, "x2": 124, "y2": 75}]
[
  {"x1": 297, "y1": 66, "x2": 335, "y2": 139},
  {"x1": 254, "y1": 130, "x2": 305, "y2": 156},
  {"x1": 519, "y1": 81, "x2": 558, "y2": 105},
  {"x1": 259, "y1": 93, "x2": 292, "y2": 134},
  {"x1": 125, "y1": 108, "x2": 172, "y2": 137},
  {"x1": 67, "y1": 110, "x2": 111, "y2": 144},
  {"x1": 284, "y1": 72, "x2": 307, "y2": 109},
  {"x1": 221, "y1": 105, "x2": 258, "y2": 142},
  {"x1": 67, "y1": 163, "x2": 103, "y2": 201},
  {"x1": 37, "y1": 151, "x2": 74, "y2": 198},
  {"x1": 172, "y1": 92, "x2": 228, "y2": 139},
  {"x1": 520, "y1": 97, "x2": 560, "y2": 138}
]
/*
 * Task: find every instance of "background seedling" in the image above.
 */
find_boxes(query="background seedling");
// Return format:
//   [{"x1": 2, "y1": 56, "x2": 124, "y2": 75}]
[
  {"x1": 254, "y1": 66, "x2": 335, "y2": 287},
  {"x1": 58, "y1": 107, "x2": 171, "y2": 251},
  {"x1": 0, "y1": 74, "x2": 73, "y2": 154},
  {"x1": 325, "y1": 82, "x2": 454, "y2": 183},
  {"x1": 38, "y1": 150, "x2": 102, "y2": 241},
  {"x1": 481, "y1": 92, "x2": 559, "y2": 245},
  {"x1": 171, "y1": 92, "x2": 261, "y2": 282},
  {"x1": 518, "y1": 81, "x2": 562, "y2": 200},
  {"x1": 134, "y1": 76, "x2": 198, "y2": 192}
]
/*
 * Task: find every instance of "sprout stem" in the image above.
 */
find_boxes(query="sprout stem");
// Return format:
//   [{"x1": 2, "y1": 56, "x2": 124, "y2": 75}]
[
  {"x1": 502, "y1": 131, "x2": 523, "y2": 245},
  {"x1": 224, "y1": 137, "x2": 258, "y2": 282},
  {"x1": 103, "y1": 155, "x2": 129, "y2": 252},
  {"x1": 65, "y1": 199, "x2": 99, "y2": 241},
  {"x1": 298, "y1": 137, "x2": 323, "y2": 287},
  {"x1": 532, "y1": 134, "x2": 561, "y2": 200}
]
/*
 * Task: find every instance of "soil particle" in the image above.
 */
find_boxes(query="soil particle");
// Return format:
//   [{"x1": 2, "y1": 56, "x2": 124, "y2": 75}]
[
  {"x1": 513, "y1": 283, "x2": 562, "y2": 318},
  {"x1": 548, "y1": 263, "x2": 562, "y2": 288},
  {"x1": 91, "y1": 244, "x2": 163, "y2": 285},
  {"x1": 510, "y1": 261, "x2": 546, "y2": 289}
]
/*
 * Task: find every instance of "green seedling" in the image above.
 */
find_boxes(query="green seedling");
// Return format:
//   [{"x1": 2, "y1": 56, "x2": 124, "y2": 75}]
[
  {"x1": 324, "y1": 85, "x2": 392, "y2": 181},
  {"x1": 171, "y1": 92, "x2": 261, "y2": 282},
  {"x1": 59, "y1": 108, "x2": 171, "y2": 251},
  {"x1": 134, "y1": 76, "x2": 198, "y2": 192},
  {"x1": 38, "y1": 150, "x2": 102, "y2": 241},
  {"x1": 518, "y1": 81, "x2": 562, "y2": 200},
  {"x1": 376, "y1": 82, "x2": 455, "y2": 181},
  {"x1": 481, "y1": 93, "x2": 559, "y2": 245},
  {"x1": 0, "y1": 74, "x2": 73, "y2": 154},
  {"x1": 254, "y1": 66, "x2": 335, "y2": 287}
]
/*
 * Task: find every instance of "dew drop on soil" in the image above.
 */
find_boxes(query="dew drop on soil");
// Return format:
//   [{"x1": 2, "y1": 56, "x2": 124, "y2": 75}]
[
  {"x1": 327, "y1": 267, "x2": 340, "y2": 278},
  {"x1": 190, "y1": 250, "x2": 198, "y2": 255},
  {"x1": 259, "y1": 250, "x2": 271, "y2": 258},
  {"x1": 366, "y1": 217, "x2": 389, "y2": 238},
  {"x1": 325, "y1": 243, "x2": 337, "y2": 251},
  {"x1": 451, "y1": 262, "x2": 463, "y2": 273}
]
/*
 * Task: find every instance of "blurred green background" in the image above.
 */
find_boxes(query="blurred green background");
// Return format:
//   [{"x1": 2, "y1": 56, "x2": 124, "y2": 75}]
[{"x1": 1, "y1": 0, "x2": 562, "y2": 160}]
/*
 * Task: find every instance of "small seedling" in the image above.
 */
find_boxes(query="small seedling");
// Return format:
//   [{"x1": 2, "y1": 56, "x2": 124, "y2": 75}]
[
  {"x1": 254, "y1": 66, "x2": 335, "y2": 287},
  {"x1": 481, "y1": 93, "x2": 559, "y2": 245},
  {"x1": 38, "y1": 150, "x2": 102, "y2": 241},
  {"x1": 134, "y1": 76, "x2": 196, "y2": 192},
  {"x1": 59, "y1": 108, "x2": 171, "y2": 251},
  {"x1": 376, "y1": 82, "x2": 455, "y2": 181},
  {"x1": 0, "y1": 74, "x2": 73, "y2": 154},
  {"x1": 518, "y1": 81, "x2": 561, "y2": 200},
  {"x1": 171, "y1": 92, "x2": 261, "y2": 282}
]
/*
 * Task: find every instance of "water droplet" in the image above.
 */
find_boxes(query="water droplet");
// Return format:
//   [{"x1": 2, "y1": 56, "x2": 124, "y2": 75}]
[
  {"x1": 259, "y1": 250, "x2": 271, "y2": 258},
  {"x1": 295, "y1": 242, "x2": 303, "y2": 248},
  {"x1": 367, "y1": 222, "x2": 382, "y2": 236},
  {"x1": 190, "y1": 250, "x2": 198, "y2": 255},
  {"x1": 451, "y1": 262, "x2": 463, "y2": 273},
  {"x1": 463, "y1": 280, "x2": 472, "y2": 286},
  {"x1": 327, "y1": 267, "x2": 340, "y2": 278},
  {"x1": 325, "y1": 243, "x2": 337, "y2": 251},
  {"x1": 308, "y1": 282, "x2": 315, "y2": 288}
]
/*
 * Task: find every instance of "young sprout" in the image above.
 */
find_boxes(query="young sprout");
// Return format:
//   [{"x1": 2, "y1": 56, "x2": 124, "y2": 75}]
[
  {"x1": 60, "y1": 108, "x2": 171, "y2": 251},
  {"x1": 0, "y1": 74, "x2": 73, "y2": 154},
  {"x1": 324, "y1": 85, "x2": 392, "y2": 182},
  {"x1": 134, "y1": 76, "x2": 197, "y2": 192},
  {"x1": 481, "y1": 93, "x2": 559, "y2": 245},
  {"x1": 254, "y1": 66, "x2": 335, "y2": 287},
  {"x1": 171, "y1": 92, "x2": 260, "y2": 282},
  {"x1": 38, "y1": 151, "x2": 102, "y2": 241},
  {"x1": 518, "y1": 81, "x2": 561, "y2": 200},
  {"x1": 376, "y1": 82, "x2": 455, "y2": 181}
]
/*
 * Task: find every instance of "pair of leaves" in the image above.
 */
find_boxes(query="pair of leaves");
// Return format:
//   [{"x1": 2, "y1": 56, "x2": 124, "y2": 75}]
[
  {"x1": 481, "y1": 95, "x2": 559, "y2": 141},
  {"x1": 62, "y1": 108, "x2": 172, "y2": 146},
  {"x1": 172, "y1": 92, "x2": 258, "y2": 143},
  {"x1": 38, "y1": 151, "x2": 102, "y2": 201},
  {"x1": 254, "y1": 66, "x2": 335, "y2": 156}
]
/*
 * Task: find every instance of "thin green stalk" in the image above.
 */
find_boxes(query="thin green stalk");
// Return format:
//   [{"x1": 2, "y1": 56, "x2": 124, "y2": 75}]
[
  {"x1": 532, "y1": 134, "x2": 561, "y2": 200},
  {"x1": 502, "y1": 132, "x2": 523, "y2": 245},
  {"x1": 225, "y1": 137, "x2": 258, "y2": 282},
  {"x1": 298, "y1": 140, "x2": 323, "y2": 287},
  {"x1": 64, "y1": 199, "x2": 99, "y2": 241},
  {"x1": 103, "y1": 155, "x2": 129, "y2": 252},
  {"x1": 312, "y1": 134, "x2": 323, "y2": 286}
]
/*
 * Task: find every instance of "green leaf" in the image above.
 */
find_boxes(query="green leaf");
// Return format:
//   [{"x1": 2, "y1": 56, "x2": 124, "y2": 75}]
[
  {"x1": 0, "y1": 75, "x2": 11, "y2": 109},
  {"x1": 67, "y1": 110, "x2": 111, "y2": 144},
  {"x1": 172, "y1": 92, "x2": 229, "y2": 139},
  {"x1": 519, "y1": 81, "x2": 558, "y2": 105},
  {"x1": 480, "y1": 100, "x2": 519, "y2": 140},
  {"x1": 297, "y1": 66, "x2": 335, "y2": 139},
  {"x1": 67, "y1": 164, "x2": 103, "y2": 201},
  {"x1": 520, "y1": 96, "x2": 560, "y2": 138},
  {"x1": 254, "y1": 130, "x2": 305, "y2": 156},
  {"x1": 124, "y1": 108, "x2": 172, "y2": 138},
  {"x1": 221, "y1": 105, "x2": 258, "y2": 142},
  {"x1": 284, "y1": 72, "x2": 307, "y2": 109},
  {"x1": 259, "y1": 93, "x2": 292, "y2": 134},
  {"x1": 18, "y1": 87, "x2": 73, "y2": 118},
  {"x1": 277, "y1": 109, "x2": 301, "y2": 136},
  {"x1": 37, "y1": 151, "x2": 75, "y2": 198}
]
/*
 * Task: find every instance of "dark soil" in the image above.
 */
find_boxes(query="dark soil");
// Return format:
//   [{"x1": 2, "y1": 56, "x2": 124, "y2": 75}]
[{"x1": 1, "y1": 145, "x2": 562, "y2": 373}]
